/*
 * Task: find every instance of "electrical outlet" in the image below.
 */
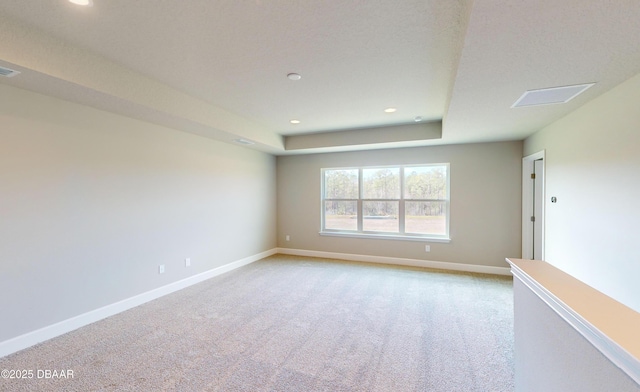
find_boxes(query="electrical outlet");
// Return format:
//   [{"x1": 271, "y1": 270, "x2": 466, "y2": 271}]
[
  {"x1": 185, "y1": 258, "x2": 191, "y2": 267},
  {"x1": 159, "y1": 264, "x2": 165, "y2": 274},
  {"x1": 425, "y1": 245, "x2": 431, "y2": 252},
  {"x1": 285, "y1": 235, "x2": 290, "y2": 241}
]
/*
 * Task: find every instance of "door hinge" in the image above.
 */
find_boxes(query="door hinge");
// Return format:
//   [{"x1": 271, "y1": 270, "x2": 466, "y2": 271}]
[
  {"x1": 531, "y1": 216, "x2": 536, "y2": 222},
  {"x1": 531, "y1": 173, "x2": 536, "y2": 179}
]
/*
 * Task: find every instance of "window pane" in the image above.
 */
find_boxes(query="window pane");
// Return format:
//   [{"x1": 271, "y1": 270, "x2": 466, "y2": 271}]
[
  {"x1": 324, "y1": 201, "x2": 357, "y2": 230},
  {"x1": 324, "y1": 169, "x2": 358, "y2": 199},
  {"x1": 363, "y1": 201, "x2": 399, "y2": 232},
  {"x1": 405, "y1": 201, "x2": 446, "y2": 235},
  {"x1": 404, "y1": 166, "x2": 447, "y2": 199},
  {"x1": 363, "y1": 168, "x2": 400, "y2": 199}
]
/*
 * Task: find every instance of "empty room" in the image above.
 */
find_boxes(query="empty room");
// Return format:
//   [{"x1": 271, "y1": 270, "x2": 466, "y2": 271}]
[{"x1": 1, "y1": 1, "x2": 640, "y2": 391}]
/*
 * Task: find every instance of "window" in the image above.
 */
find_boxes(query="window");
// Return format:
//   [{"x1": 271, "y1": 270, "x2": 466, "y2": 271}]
[{"x1": 321, "y1": 164, "x2": 450, "y2": 241}]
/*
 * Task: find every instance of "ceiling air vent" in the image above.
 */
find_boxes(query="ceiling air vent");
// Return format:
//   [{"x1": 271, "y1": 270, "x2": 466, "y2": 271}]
[
  {"x1": 0, "y1": 66, "x2": 20, "y2": 78},
  {"x1": 512, "y1": 83, "x2": 595, "y2": 108}
]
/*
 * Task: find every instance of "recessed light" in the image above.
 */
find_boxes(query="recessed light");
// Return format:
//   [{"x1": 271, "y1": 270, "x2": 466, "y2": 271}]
[
  {"x1": 290, "y1": 119, "x2": 301, "y2": 124},
  {"x1": 414, "y1": 116, "x2": 423, "y2": 122},
  {"x1": 384, "y1": 107, "x2": 397, "y2": 113},
  {"x1": 69, "y1": 0, "x2": 93, "y2": 6},
  {"x1": 287, "y1": 73, "x2": 302, "y2": 81},
  {"x1": 0, "y1": 65, "x2": 20, "y2": 78},
  {"x1": 233, "y1": 138, "x2": 255, "y2": 145}
]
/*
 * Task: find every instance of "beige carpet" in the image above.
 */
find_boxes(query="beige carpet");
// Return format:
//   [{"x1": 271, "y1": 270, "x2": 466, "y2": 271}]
[{"x1": 0, "y1": 255, "x2": 514, "y2": 391}]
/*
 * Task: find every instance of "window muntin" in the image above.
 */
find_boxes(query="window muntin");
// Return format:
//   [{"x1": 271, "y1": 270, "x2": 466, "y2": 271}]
[{"x1": 321, "y1": 164, "x2": 450, "y2": 240}]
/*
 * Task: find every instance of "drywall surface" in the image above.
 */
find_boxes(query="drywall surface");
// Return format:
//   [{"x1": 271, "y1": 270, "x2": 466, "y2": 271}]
[
  {"x1": 277, "y1": 141, "x2": 522, "y2": 268},
  {"x1": 514, "y1": 279, "x2": 640, "y2": 392},
  {"x1": 524, "y1": 72, "x2": 640, "y2": 313},
  {"x1": 0, "y1": 84, "x2": 276, "y2": 342}
]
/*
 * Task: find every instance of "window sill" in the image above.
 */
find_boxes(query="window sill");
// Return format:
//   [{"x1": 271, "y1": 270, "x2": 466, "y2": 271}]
[{"x1": 319, "y1": 231, "x2": 451, "y2": 243}]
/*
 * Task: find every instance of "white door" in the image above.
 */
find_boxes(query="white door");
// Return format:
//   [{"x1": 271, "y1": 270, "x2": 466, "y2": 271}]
[{"x1": 533, "y1": 159, "x2": 544, "y2": 259}]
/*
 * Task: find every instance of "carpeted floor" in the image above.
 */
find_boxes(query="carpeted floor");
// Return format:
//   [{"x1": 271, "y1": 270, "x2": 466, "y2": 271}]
[{"x1": 0, "y1": 255, "x2": 514, "y2": 391}]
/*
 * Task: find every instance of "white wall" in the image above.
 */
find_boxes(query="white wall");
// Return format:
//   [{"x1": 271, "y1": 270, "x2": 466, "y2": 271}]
[
  {"x1": 524, "y1": 72, "x2": 640, "y2": 313},
  {"x1": 0, "y1": 84, "x2": 276, "y2": 342},
  {"x1": 277, "y1": 141, "x2": 522, "y2": 268}
]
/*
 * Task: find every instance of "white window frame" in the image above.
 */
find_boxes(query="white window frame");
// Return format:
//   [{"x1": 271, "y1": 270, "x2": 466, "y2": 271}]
[{"x1": 320, "y1": 164, "x2": 451, "y2": 242}]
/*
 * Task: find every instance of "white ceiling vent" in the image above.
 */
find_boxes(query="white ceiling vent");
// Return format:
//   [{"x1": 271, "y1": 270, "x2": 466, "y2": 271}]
[
  {"x1": 0, "y1": 66, "x2": 21, "y2": 78},
  {"x1": 512, "y1": 83, "x2": 595, "y2": 108}
]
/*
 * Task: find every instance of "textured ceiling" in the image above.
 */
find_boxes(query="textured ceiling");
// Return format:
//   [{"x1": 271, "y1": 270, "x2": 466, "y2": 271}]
[
  {"x1": 444, "y1": 0, "x2": 640, "y2": 144},
  {"x1": 1, "y1": 1, "x2": 640, "y2": 154}
]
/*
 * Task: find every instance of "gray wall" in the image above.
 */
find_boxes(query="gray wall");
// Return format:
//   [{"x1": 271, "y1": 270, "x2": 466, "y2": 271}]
[
  {"x1": 524, "y1": 72, "x2": 640, "y2": 313},
  {"x1": 277, "y1": 141, "x2": 523, "y2": 268},
  {"x1": 0, "y1": 84, "x2": 277, "y2": 342}
]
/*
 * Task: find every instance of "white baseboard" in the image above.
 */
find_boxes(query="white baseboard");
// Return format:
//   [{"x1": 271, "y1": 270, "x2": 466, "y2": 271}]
[
  {"x1": 1, "y1": 248, "x2": 508, "y2": 359},
  {"x1": 0, "y1": 248, "x2": 277, "y2": 359},
  {"x1": 276, "y1": 248, "x2": 512, "y2": 276}
]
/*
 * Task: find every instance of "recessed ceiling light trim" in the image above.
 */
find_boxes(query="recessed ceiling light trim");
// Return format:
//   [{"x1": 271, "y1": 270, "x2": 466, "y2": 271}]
[
  {"x1": 512, "y1": 83, "x2": 596, "y2": 108},
  {"x1": 287, "y1": 73, "x2": 302, "y2": 81},
  {"x1": 233, "y1": 138, "x2": 255, "y2": 145},
  {"x1": 0, "y1": 65, "x2": 20, "y2": 78},
  {"x1": 69, "y1": 0, "x2": 93, "y2": 5}
]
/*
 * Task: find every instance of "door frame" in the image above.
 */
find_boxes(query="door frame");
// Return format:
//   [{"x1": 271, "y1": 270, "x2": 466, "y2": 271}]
[{"x1": 522, "y1": 150, "x2": 545, "y2": 259}]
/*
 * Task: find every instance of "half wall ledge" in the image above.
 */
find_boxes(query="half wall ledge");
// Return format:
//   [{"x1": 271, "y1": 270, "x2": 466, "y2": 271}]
[{"x1": 507, "y1": 258, "x2": 640, "y2": 390}]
